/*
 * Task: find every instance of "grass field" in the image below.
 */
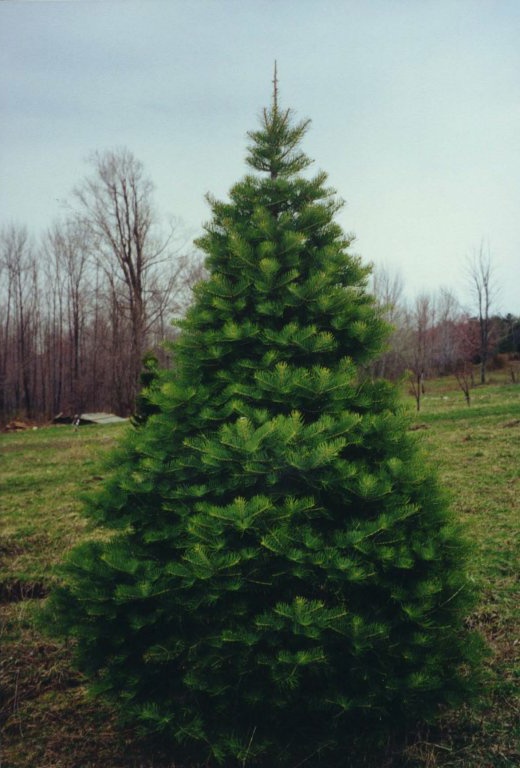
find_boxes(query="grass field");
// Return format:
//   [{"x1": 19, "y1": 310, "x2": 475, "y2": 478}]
[{"x1": 1, "y1": 377, "x2": 519, "y2": 767}]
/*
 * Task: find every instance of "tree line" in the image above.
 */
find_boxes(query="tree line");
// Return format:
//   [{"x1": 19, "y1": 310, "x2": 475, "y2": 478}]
[
  {"x1": 370, "y1": 256, "x2": 520, "y2": 409},
  {"x1": 1, "y1": 150, "x2": 518, "y2": 425},
  {"x1": 0, "y1": 149, "x2": 202, "y2": 425}
]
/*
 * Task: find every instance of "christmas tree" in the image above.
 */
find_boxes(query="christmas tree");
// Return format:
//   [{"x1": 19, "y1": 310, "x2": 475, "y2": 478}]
[{"x1": 45, "y1": 81, "x2": 483, "y2": 766}]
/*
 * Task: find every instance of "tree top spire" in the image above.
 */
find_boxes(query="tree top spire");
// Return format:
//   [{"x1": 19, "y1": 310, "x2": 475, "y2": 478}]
[
  {"x1": 246, "y1": 73, "x2": 312, "y2": 179},
  {"x1": 273, "y1": 60, "x2": 278, "y2": 111}
]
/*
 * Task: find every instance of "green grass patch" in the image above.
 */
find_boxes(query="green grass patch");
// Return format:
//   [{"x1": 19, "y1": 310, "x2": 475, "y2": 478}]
[
  {"x1": 0, "y1": 424, "x2": 123, "y2": 588},
  {"x1": 1, "y1": 384, "x2": 519, "y2": 767}
]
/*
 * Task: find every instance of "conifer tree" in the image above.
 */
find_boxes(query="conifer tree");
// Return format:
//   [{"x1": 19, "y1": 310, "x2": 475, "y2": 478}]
[
  {"x1": 45, "y1": 86, "x2": 483, "y2": 766},
  {"x1": 131, "y1": 352, "x2": 161, "y2": 427}
]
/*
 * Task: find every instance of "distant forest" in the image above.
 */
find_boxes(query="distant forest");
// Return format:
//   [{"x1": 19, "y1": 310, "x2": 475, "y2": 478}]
[{"x1": 1, "y1": 149, "x2": 518, "y2": 425}]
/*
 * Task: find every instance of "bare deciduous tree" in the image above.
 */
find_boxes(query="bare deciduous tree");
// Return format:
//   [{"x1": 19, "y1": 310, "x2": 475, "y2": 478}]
[
  {"x1": 434, "y1": 288, "x2": 460, "y2": 374},
  {"x1": 467, "y1": 242, "x2": 496, "y2": 385},
  {"x1": 73, "y1": 148, "x2": 195, "y2": 409},
  {"x1": 0, "y1": 225, "x2": 39, "y2": 418},
  {"x1": 406, "y1": 293, "x2": 436, "y2": 412},
  {"x1": 43, "y1": 219, "x2": 92, "y2": 414},
  {"x1": 454, "y1": 362, "x2": 472, "y2": 406},
  {"x1": 370, "y1": 264, "x2": 407, "y2": 379}
]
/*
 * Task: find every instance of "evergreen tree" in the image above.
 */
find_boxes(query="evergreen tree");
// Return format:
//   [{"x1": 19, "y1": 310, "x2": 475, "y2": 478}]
[
  {"x1": 44, "y1": 92, "x2": 484, "y2": 766},
  {"x1": 131, "y1": 352, "x2": 161, "y2": 427}
]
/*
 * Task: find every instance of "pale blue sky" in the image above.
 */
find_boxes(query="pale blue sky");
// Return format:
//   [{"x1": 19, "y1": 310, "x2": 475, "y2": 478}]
[{"x1": 1, "y1": 0, "x2": 519, "y2": 313}]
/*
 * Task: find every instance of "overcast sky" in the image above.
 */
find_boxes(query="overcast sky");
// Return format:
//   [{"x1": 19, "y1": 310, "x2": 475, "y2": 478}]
[{"x1": 1, "y1": 0, "x2": 519, "y2": 313}]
